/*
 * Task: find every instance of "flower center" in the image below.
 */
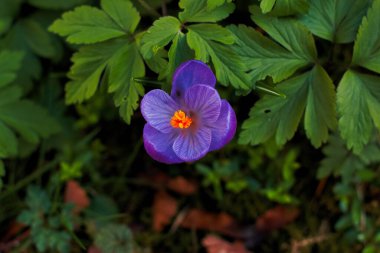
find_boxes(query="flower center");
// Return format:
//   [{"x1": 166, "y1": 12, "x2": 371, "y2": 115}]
[{"x1": 170, "y1": 110, "x2": 192, "y2": 129}]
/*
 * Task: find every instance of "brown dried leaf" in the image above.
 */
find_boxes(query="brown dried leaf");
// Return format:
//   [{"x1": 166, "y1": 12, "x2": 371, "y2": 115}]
[
  {"x1": 180, "y1": 209, "x2": 241, "y2": 237},
  {"x1": 202, "y1": 235, "x2": 252, "y2": 253},
  {"x1": 255, "y1": 205, "x2": 299, "y2": 233},
  {"x1": 64, "y1": 180, "x2": 90, "y2": 214},
  {"x1": 167, "y1": 176, "x2": 198, "y2": 195},
  {"x1": 153, "y1": 190, "x2": 178, "y2": 231}
]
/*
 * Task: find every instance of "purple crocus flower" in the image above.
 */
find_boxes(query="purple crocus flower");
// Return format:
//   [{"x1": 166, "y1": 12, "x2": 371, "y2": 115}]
[{"x1": 141, "y1": 60, "x2": 237, "y2": 164}]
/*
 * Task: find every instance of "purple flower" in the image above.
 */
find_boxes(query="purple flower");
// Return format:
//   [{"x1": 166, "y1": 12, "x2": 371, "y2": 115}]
[{"x1": 141, "y1": 60, "x2": 237, "y2": 164}]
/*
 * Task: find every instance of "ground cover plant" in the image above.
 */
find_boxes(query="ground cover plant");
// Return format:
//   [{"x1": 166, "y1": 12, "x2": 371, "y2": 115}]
[{"x1": 1, "y1": 0, "x2": 380, "y2": 252}]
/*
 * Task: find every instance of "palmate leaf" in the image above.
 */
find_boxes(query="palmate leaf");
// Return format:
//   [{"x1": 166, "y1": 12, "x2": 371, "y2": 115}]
[
  {"x1": 250, "y1": 6, "x2": 317, "y2": 62},
  {"x1": 352, "y1": 0, "x2": 380, "y2": 74},
  {"x1": 140, "y1": 16, "x2": 181, "y2": 59},
  {"x1": 228, "y1": 24, "x2": 311, "y2": 83},
  {"x1": 240, "y1": 65, "x2": 336, "y2": 147},
  {"x1": 337, "y1": 70, "x2": 380, "y2": 153},
  {"x1": 187, "y1": 24, "x2": 250, "y2": 89},
  {"x1": 301, "y1": 0, "x2": 371, "y2": 43},
  {"x1": 179, "y1": 0, "x2": 235, "y2": 23},
  {"x1": 49, "y1": 0, "x2": 140, "y2": 44},
  {"x1": 66, "y1": 39, "x2": 145, "y2": 124}
]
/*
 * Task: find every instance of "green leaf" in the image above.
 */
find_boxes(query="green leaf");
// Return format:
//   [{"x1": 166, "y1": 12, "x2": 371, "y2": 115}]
[
  {"x1": 1, "y1": 21, "x2": 44, "y2": 88},
  {"x1": 66, "y1": 38, "x2": 145, "y2": 124},
  {"x1": 301, "y1": 0, "x2": 371, "y2": 43},
  {"x1": 187, "y1": 24, "x2": 250, "y2": 89},
  {"x1": 228, "y1": 24, "x2": 310, "y2": 83},
  {"x1": 108, "y1": 43, "x2": 145, "y2": 124},
  {"x1": 66, "y1": 39, "x2": 124, "y2": 103},
  {"x1": 259, "y1": 0, "x2": 276, "y2": 13},
  {"x1": 352, "y1": 0, "x2": 380, "y2": 74},
  {"x1": 240, "y1": 65, "x2": 337, "y2": 147},
  {"x1": 100, "y1": 0, "x2": 141, "y2": 33},
  {"x1": 25, "y1": 185, "x2": 51, "y2": 212},
  {"x1": 317, "y1": 135, "x2": 362, "y2": 179},
  {"x1": 49, "y1": 6, "x2": 127, "y2": 44},
  {"x1": 140, "y1": 16, "x2": 181, "y2": 59},
  {"x1": 0, "y1": 50, "x2": 23, "y2": 88},
  {"x1": 304, "y1": 65, "x2": 337, "y2": 147},
  {"x1": 269, "y1": 0, "x2": 309, "y2": 16},
  {"x1": 143, "y1": 48, "x2": 168, "y2": 80},
  {"x1": 337, "y1": 70, "x2": 380, "y2": 153},
  {"x1": 0, "y1": 121, "x2": 18, "y2": 158},
  {"x1": 27, "y1": 0, "x2": 88, "y2": 10},
  {"x1": 95, "y1": 224, "x2": 134, "y2": 253},
  {"x1": 0, "y1": 0, "x2": 21, "y2": 35},
  {"x1": 166, "y1": 32, "x2": 194, "y2": 82},
  {"x1": 179, "y1": 0, "x2": 235, "y2": 23},
  {"x1": 0, "y1": 100, "x2": 60, "y2": 144},
  {"x1": 21, "y1": 19, "x2": 56, "y2": 59},
  {"x1": 207, "y1": 0, "x2": 231, "y2": 10},
  {"x1": 250, "y1": 6, "x2": 317, "y2": 62}
]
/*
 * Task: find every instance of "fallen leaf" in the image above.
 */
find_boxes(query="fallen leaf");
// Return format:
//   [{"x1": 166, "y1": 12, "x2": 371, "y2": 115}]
[
  {"x1": 202, "y1": 235, "x2": 252, "y2": 253},
  {"x1": 167, "y1": 176, "x2": 198, "y2": 195},
  {"x1": 64, "y1": 180, "x2": 90, "y2": 214},
  {"x1": 180, "y1": 209, "x2": 242, "y2": 237},
  {"x1": 88, "y1": 245, "x2": 102, "y2": 253},
  {"x1": 255, "y1": 206, "x2": 299, "y2": 233},
  {"x1": 153, "y1": 190, "x2": 178, "y2": 231}
]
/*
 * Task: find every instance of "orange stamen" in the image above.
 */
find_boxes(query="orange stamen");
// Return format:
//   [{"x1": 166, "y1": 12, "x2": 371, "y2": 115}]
[{"x1": 170, "y1": 110, "x2": 192, "y2": 129}]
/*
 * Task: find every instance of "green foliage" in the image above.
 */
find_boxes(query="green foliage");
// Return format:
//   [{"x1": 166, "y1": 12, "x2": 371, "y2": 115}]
[
  {"x1": 301, "y1": 0, "x2": 371, "y2": 43},
  {"x1": 251, "y1": 6, "x2": 317, "y2": 62},
  {"x1": 337, "y1": 70, "x2": 380, "y2": 153},
  {"x1": 141, "y1": 16, "x2": 181, "y2": 59},
  {"x1": 352, "y1": 0, "x2": 380, "y2": 74},
  {"x1": 49, "y1": 6, "x2": 127, "y2": 44},
  {"x1": 95, "y1": 224, "x2": 135, "y2": 253},
  {"x1": 240, "y1": 65, "x2": 336, "y2": 147},
  {"x1": 0, "y1": 50, "x2": 59, "y2": 158},
  {"x1": 51, "y1": 0, "x2": 144, "y2": 124},
  {"x1": 259, "y1": 0, "x2": 309, "y2": 16},
  {"x1": 18, "y1": 185, "x2": 74, "y2": 253},
  {"x1": 229, "y1": 24, "x2": 310, "y2": 83},
  {"x1": 0, "y1": 0, "x2": 21, "y2": 35},
  {"x1": 179, "y1": 0, "x2": 235, "y2": 23},
  {"x1": 187, "y1": 24, "x2": 250, "y2": 89},
  {"x1": 259, "y1": 0, "x2": 276, "y2": 13}
]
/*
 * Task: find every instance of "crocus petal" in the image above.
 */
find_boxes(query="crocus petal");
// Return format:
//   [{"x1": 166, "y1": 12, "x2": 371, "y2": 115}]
[
  {"x1": 184, "y1": 84, "x2": 221, "y2": 125},
  {"x1": 209, "y1": 100, "x2": 237, "y2": 151},
  {"x1": 171, "y1": 60, "x2": 216, "y2": 101},
  {"x1": 173, "y1": 127, "x2": 212, "y2": 162},
  {"x1": 141, "y1": 89, "x2": 180, "y2": 133},
  {"x1": 143, "y1": 124, "x2": 183, "y2": 164}
]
